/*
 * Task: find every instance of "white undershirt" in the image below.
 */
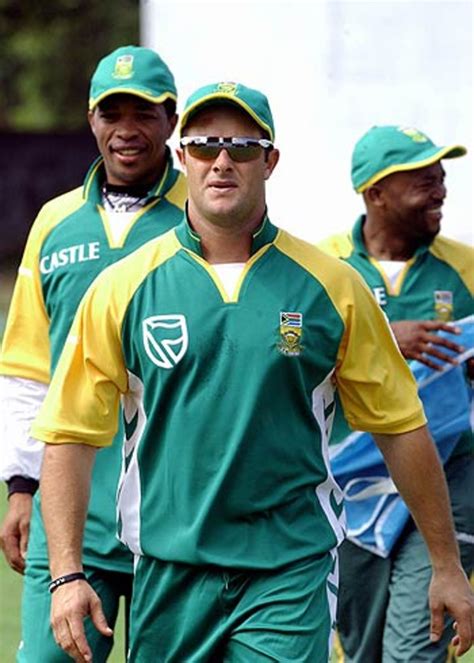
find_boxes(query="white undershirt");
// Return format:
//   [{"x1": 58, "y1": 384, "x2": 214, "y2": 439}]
[
  {"x1": 378, "y1": 260, "x2": 406, "y2": 287},
  {"x1": 0, "y1": 375, "x2": 48, "y2": 480},
  {"x1": 213, "y1": 263, "x2": 246, "y2": 298},
  {"x1": 105, "y1": 210, "x2": 136, "y2": 244}
]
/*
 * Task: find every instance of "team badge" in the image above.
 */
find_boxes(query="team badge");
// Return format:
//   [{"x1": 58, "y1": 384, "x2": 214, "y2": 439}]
[
  {"x1": 278, "y1": 311, "x2": 303, "y2": 356},
  {"x1": 434, "y1": 291, "x2": 453, "y2": 322},
  {"x1": 398, "y1": 126, "x2": 429, "y2": 143},
  {"x1": 113, "y1": 54, "x2": 134, "y2": 80},
  {"x1": 217, "y1": 82, "x2": 238, "y2": 95},
  {"x1": 142, "y1": 314, "x2": 188, "y2": 369}
]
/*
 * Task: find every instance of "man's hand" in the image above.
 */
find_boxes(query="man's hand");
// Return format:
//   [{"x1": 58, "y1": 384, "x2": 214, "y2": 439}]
[
  {"x1": 0, "y1": 493, "x2": 33, "y2": 573},
  {"x1": 390, "y1": 320, "x2": 464, "y2": 370},
  {"x1": 429, "y1": 563, "x2": 474, "y2": 656},
  {"x1": 51, "y1": 579, "x2": 112, "y2": 662}
]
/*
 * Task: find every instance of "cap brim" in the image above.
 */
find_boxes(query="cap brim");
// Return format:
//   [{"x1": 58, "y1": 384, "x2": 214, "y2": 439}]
[
  {"x1": 357, "y1": 144, "x2": 467, "y2": 193},
  {"x1": 180, "y1": 93, "x2": 274, "y2": 141},
  {"x1": 89, "y1": 88, "x2": 177, "y2": 111}
]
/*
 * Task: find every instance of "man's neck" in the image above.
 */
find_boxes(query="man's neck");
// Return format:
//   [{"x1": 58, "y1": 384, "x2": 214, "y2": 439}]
[
  {"x1": 362, "y1": 213, "x2": 418, "y2": 261},
  {"x1": 187, "y1": 207, "x2": 265, "y2": 264}
]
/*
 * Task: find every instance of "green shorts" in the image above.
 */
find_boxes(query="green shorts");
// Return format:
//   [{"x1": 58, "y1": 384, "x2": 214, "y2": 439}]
[
  {"x1": 129, "y1": 551, "x2": 338, "y2": 662},
  {"x1": 17, "y1": 558, "x2": 132, "y2": 663}
]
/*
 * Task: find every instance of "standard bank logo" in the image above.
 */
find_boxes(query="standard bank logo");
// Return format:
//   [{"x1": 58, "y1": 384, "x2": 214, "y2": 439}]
[{"x1": 142, "y1": 315, "x2": 188, "y2": 369}]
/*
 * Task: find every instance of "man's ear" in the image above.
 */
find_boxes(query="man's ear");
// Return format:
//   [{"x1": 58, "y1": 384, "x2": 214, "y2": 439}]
[
  {"x1": 167, "y1": 113, "x2": 178, "y2": 140},
  {"x1": 264, "y1": 148, "x2": 280, "y2": 180},
  {"x1": 176, "y1": 148, "x2": 186, "y2": 170},
  {"x1": 365, "y1": 184, "x2": 384, "y2": 207},
  {"x1": 88, "y1": 110, "x2": 96, "y2": 135}
]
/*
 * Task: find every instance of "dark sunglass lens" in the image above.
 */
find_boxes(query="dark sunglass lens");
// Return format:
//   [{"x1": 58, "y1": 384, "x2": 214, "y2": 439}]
[
  {"x1": 228, "y1": 145, "x2": 262, "y2": 162},
  {"x1": 187, "y1": 144, "x2": 220, "y2": 160},
  {"x1": 185, "y1": 140, "x2": 265, "y2": 162}
]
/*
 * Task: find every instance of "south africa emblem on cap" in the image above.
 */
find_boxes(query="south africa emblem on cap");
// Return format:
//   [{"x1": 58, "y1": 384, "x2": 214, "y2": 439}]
[
  {"x1": 113, "y1": 55, "x2": 134, "y2": 79},
  {"x1": 278, "y1": 311, "x2": 303, "y2": 356},
  {"x1": 399, "y1": 127, "x2": 428, "y2": 143},
  {"x1": 217, "y1": 82, "x2": 238, "y2": 95}
]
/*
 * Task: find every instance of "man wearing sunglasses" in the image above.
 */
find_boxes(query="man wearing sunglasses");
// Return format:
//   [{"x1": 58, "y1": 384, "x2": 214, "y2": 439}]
[{"x1": 32, "y1": 83, "x2": 472, "y2": 662}]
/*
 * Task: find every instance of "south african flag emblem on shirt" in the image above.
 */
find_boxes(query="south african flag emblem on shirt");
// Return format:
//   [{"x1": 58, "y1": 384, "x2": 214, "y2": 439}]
[{"x1": 278, "y1": 311, "x2": 303, "y2": 356}]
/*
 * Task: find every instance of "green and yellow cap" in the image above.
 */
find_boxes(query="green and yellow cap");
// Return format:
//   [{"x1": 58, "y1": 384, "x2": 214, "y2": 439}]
[
  {"x1": 89, "y1": 45, "x2": 177, "y2": 111},
  {"x1": 352, "y1": 125, "x2": 467, "y2": 193},
  {"x1": 180, "y1": 82, "x2": 275, "y2": 141}
]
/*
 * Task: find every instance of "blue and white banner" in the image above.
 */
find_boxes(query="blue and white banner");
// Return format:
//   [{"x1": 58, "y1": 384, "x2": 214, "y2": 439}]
[{"x1": 330, "y1": 316, "x2": 473, "y2": 558}]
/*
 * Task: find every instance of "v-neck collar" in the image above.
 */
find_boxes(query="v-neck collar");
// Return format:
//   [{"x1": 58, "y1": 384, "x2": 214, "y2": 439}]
[{"x1": 174, "y1": 209, "x2": 278, "y2": 258}]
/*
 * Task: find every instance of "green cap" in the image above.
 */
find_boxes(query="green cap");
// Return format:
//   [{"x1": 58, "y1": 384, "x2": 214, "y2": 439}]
[
  {"x1": 89, "y1": 45, "x2": 177, "y2": 111},
  {"x1": 352, "y1": 125, "x2": 467, "y2": 193},
  {"x1": 180, "y1": 82, "x2": 275, "y2": 141}
]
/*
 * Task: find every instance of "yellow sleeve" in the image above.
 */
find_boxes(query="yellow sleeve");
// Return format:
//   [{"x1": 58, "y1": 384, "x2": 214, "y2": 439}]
[
  {"x1": 1, "y1": 214, "x2": 52, "y2": 383},
  {"x1": 335, "y1": 272, "x2": 426, "y2": 434},
  {"x1": 430, "y1": 236, "x2": 474, "y2": 294},
  {"x1": 31, "y1": 228, "x2": 182, "y2": 448},
  {"x1": 316, "y1": 232, "x2": 354, "y2": 259},
  {"x1": 31, "y1": 270, "x2": 129, "y2": 448},
  {"x1": 0, "y1": 188, "x2": 84, "y2": 384},
  {"x1": 275, "y1": 231, "x2": 426, "y2": 434}
]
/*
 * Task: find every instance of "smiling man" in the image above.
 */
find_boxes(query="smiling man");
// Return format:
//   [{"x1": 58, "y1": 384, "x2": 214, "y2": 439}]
[
  {"x1": 0, "y1": 45, "x2": 186, "y2": 661},
  {"x1": 33, "y1": 91, "x2": 472, "y2": 662},
  {"x1": 319, "y1": 125, "x2": 473, "y2": 662}
]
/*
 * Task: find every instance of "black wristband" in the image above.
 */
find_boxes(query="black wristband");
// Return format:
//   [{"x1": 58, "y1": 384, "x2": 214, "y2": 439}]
[
  {"x1": 6, "y1": 476, "x2": 39, "y2": 498},
  {"x1": 49, "y1": 572, "x2": 87, "y2": 594}
]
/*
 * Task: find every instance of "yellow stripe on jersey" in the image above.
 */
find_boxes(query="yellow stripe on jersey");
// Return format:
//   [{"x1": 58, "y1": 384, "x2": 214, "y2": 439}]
[
  {"x1": 367, "y1": 255, "x2": 393, "y2": 293},
  {"x1": 32, "y1": 230, "x2": 182, "y2": 447},
  {"x1": 182, "y1": 250, "x2": 230, "y2": 302},
  {"x1": 275, "y1": 231, "x2": 426, "y2": 434},
  {"x1": 0, "y1": 187, "x2": 85, "y2": 383},
  {"x1": 391, "y1": 256, "x2": 416, "y2": 295},
  {"x1": 99, "y1": 173, "x2": 186, "y2": 249},
  {"x1": 367, "y1": 255, "x2": 417, "y2": 296},
  {"x1": 316, "y1": 232, "x2": 354, "y2": 259},
  {"x1": 164, "y1": 172, "x2": 187, "y2": 211},
  {"x1": 430, "y1": 236, "x2": 474, "y2": 294},
  {"x1": 231, "y1": 243, "x2": 272, "y2": 301}
]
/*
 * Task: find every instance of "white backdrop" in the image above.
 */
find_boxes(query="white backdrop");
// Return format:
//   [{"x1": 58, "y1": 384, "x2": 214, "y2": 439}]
[{"x1": 141, "y1": 0, "x2": 473, "y2": 244}]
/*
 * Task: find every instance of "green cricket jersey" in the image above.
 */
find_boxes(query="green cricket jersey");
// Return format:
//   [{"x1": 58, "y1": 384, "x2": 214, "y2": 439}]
[
  {"x1": 33, "y1": 215, "x2": 426, "y2": 570},
  {"x1": 318, "y1": 215, "x2": 474, "y2": 451},
  {"x1": 0, "y1": 152, "x2": 186, "y2": 571}
]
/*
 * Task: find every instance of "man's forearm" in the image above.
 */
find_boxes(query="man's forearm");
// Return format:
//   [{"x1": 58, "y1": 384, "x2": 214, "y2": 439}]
[
  {"x1": 373, "y1": 425, "x2": 461, "y2": 570},
  {"x1": 40, "y1": 443, "x2": 96, "y2": 577}
]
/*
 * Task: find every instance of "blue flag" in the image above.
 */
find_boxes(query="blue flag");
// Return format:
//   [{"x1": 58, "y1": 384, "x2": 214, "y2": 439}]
[{"x1": 330, "y1": 316, "x2": 473, "y2": 557}]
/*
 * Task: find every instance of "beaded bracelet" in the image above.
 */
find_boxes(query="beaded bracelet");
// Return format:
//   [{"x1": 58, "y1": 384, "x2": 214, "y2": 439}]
[{"x1": 49, "y1": 572, "x2": 87, "y2": 594}]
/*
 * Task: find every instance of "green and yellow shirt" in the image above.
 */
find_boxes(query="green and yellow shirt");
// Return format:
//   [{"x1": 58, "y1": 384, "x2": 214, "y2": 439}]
[
  {"x1": 318, "y1": 215, "x2": 474, "y2": 453},
  {"x1": 33, "y1": 216, "x2": 426, "y2": 569},
  {"x1": 1, "y1": 153, "x2": 186, "y2": 571}
]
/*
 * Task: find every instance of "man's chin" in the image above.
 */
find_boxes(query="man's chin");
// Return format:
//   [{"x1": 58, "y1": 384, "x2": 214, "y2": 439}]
[
  {"x1": 428, "y1": 222, "x2": 441, "y2": 238},
  {"x1": 422, "y1": 226, "x2": 441, "y2": 243},
  {"x1": 109, "y1": 168, "x2": 151, "y2": 187},
  {"x1": 206, "y1": 200, "x2": 240, "y2": 219}
]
